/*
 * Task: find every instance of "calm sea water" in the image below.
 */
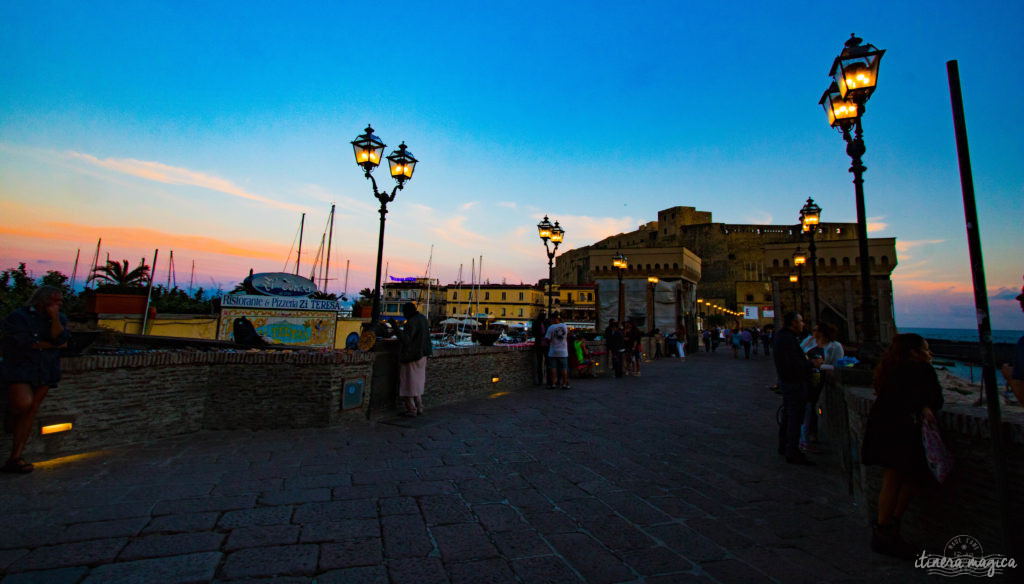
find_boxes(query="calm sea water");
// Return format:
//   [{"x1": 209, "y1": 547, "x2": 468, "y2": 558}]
[{"x1": 901, "y1": 327, "x2": 1022, "y2": 345}]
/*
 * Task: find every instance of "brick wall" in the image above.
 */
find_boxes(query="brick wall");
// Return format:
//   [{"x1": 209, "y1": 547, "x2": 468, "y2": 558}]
[
  {"x1": 826, "y1": 369, "x2": 1024, "y2": 556},
  {"x1": 3, "y1": 346, "x2": 533, "y2": 460}
]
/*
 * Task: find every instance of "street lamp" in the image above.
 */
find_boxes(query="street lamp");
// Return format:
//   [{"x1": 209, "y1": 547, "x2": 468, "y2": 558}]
[
  {"x1": 351, "y1": 125, "x2": 418, "y2": 327},
  {"x1": 799, "y1": 197, "x2": 822, "y2": 324},
  {"x1": 612, "y1": 251, "x2": 628, "y2": 324},
  {"x1": 821, "y1": 34, "x2": 884, "y2": 349},
  {"x1": 792, "y1": 247, "x2": 807, "y2": 316},
  {"x1": 537, "y1": 216, "x2": 565, "y2": 315},
  {"x1": 647, "y1": 276, "x2": 659, "y2": 334},
  {"x1": 789, "y1": 273, "x2": 800, "y2": 312}
]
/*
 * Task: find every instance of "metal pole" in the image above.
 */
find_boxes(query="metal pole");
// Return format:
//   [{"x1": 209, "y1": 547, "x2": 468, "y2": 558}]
[
  {"x1": 797, "y1": 265, "x2": 805, "y2": 316},
  {"x1": 296, "y1": 213, "x2": 305, "y2": 276},
  {"x1": 370, "y1": 202, "x2": 388, "y2": 324},
  {"x1": 809, "y1": 229, "x2": 820, "y2": 323},
  {"x1": 947, "y1": 59, "x2": 1011, "y2": 554},
  {"x1": 650, "y1": 283, "x2": 656, "y2": 334},
  {"x1": 141, "y1": 249, "x2": 158, "y2": 335},
  {"x1": 617, "y1": 270, "x2": 624, "y2": 324},
  {"x1": 843, "y1": 119, "x2": 876, "y2": 350},
  {"x1": 324, "y1": 203, "x2": 335, "y2": 294}
]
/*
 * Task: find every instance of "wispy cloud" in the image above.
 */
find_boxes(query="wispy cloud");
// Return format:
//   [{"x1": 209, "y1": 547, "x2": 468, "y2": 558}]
[
  {"x1": 895, "y1": 239, "x2": 944, "y2": 253},
  {"x1": 867, "y1": 216, "x2": 887, "y2": 233},
  {"x1": 430, "y1": 216, "x2": 489, "y2": 246},
  {"x1": 497, "y1": 201, "x2": 517, "y2": 209},
  {"x1": 551, "y1": 214, "x2": 638, "y2": 243},
  {"x1": 744, "y1": 210, "x2": 773, "y2": 224},
  {"x1": 460, "y1": 201, "x2": 479, "y2": 211},
  {"x1": 69, "y1": 152, "x2": 304, "y2": 212}
]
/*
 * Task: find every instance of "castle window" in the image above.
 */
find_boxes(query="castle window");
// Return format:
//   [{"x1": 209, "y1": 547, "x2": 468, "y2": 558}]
[
  {"x1": 783, "y1": 259, "x2": 790, "y2": 267},
  {"x1": 485, "y1": 292, "x2": 490, "y2": 300},
  {"x1": 502, "y1": 292, "x2": 506, "y2": 300},
  {"x1": 654, "y1": 263, "x2": 660, "y2": 270},
  {"x1": 728, "y1": 253, "x2": 736, "y2": 260},
  {"x1": 673, "y1": 263, "x2": 678, "y2": 269},
  {"x1": 843, "y1": 257, "x2": 850, "y2": 266},
  {"x1": 746, "y1": 294, "x2": 754, "y2": 301},
  {"x1": 830, "y1": 258, "x2": 837, "y2": 266},
  {"x1": 773, "y1": 259, "x2": 779, "y2": 267},
  {"x1": 881, "y1": 255, "x2": 889, "y2": 265}
]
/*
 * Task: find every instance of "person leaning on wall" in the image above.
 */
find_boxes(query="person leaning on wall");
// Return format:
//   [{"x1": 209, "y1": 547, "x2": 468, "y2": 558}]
[
  {"x1": 2, "y1": 286, "x2": 71, "y2": 474},
  {"x1": 393, "y1": 302, "x2": 432, "y2": 418}
]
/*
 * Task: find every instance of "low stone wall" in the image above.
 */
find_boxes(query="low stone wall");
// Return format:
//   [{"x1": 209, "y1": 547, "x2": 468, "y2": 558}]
[
  {"x1": 3, "y1": 345, "x2": 533, "y2": 459},
  {"x1": 826, "y1": 368, "x2": 1024, "y2": 556}
]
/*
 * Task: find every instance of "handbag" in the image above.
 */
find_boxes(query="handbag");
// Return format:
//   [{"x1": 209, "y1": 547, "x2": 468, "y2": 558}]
[{"x1": 921, "y1": 417, "x2": 953, "y2": 483}]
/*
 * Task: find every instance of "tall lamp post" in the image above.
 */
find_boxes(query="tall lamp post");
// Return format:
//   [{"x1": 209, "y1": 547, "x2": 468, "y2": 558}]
[
  {"x1": 788, "y1": 273, "x2": 800, "y2": 313},
  {"x1": 647, "y1": 276, "x2": 659, "y2": 333},
  {"x1": 351, "y1": 125, "x2": 418, "y2": 327},
  {"x1": 820, "y1": 34, "x2": 884, "y2": 350},
  {"x1": 799, "y1": 197, "x2": 822, "y2": 323},
  {"x1": 612, "y1": 251, "x2": 628, "y2": 324},
  {"x1": 792, "y1": 247, "x2": 807, "y2": 316},
  {"x1": 537, "y1": 216, "x2": 565, "y2": 315}
]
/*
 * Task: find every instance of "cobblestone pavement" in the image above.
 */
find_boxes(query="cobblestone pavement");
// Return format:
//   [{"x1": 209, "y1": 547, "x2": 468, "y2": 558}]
[{"x1": 1, "y1": 349, "x2": 932, "y2": 583}]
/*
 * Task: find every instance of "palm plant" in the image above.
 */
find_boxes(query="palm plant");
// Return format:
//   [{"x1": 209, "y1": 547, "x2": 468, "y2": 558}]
[{"x1": 88, "y1": 259, "x2": 151, "y2": 291}]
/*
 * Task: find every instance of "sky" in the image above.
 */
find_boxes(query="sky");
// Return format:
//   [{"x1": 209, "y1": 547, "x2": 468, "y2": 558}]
[{"x1": 1, "y1": 1, "x2": 1022, "y2": 331}]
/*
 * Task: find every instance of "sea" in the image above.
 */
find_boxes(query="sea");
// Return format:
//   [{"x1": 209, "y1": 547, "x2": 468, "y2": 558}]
[{"x1": 901, "y1": 327, "x2": 1023, "y2": 386}]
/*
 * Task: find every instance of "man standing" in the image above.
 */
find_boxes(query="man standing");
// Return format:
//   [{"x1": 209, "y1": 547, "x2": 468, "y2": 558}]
[
  {"x1": 1000, "y1": 280, "x2": 1024, "y2": 405},
  {"x1": 773, "y1": 312, "x2": 815, "y2": 465},
  {"x1": 605, "y1": 319, "x2": 625, "y2": 378},
  {"x1": 2, "y1": 286, "x2": 70, "y2": 474},
  {"x1": 544, "y1": 312, "x2": 570, "y2": 389},
  {"x1": 394, "y1": 302, "x2": 432, "y2": 417}
]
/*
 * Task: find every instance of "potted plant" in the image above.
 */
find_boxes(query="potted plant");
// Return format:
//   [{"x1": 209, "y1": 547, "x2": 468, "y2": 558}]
[{"x1": 83, "y1": 259, "x2": 151, "y2": 314}]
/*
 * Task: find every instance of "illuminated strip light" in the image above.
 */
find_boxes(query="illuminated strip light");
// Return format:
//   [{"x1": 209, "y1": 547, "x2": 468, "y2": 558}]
[{"x1": 41, "y1": 423, "x2": 73, "y2": 435}]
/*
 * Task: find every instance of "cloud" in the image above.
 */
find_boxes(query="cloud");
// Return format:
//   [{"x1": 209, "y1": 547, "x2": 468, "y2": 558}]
[
  {"x1": 68, "y1": 152, "x2": 304, "y2": 212},
  {"x1": 497, "y1": 201, "x2": 517, "y2": 209},
  {"x1": 992, "y1": 286, "x2": 1023, "y2": 300},
  {"x1": 744, "y1": 210, "x2": 773, "y2": 224},
  {"x1": 867, "y1": 216, "x2": 887, "y2": 233},
  {"x1": 549, "y1": 214, "x2": 638, "y2": 244},
  {"x1": 896, "y1": 239, "x2": 945, "y2": 252},
  {"x1": 430, "y1": 216, "x2": 490, "y2": 246},
  {"x1": 460, "y1": 201, "x2": 478, "y2": 211}
]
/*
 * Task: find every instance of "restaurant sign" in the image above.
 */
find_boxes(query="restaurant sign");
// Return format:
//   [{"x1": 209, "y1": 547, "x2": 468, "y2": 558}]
[
  {"x1": 249, "y1": 272, "x2": 318, "y2": 297},
  {"x1": 222, "y1": 294, "x2": 340, "y2": 311}
]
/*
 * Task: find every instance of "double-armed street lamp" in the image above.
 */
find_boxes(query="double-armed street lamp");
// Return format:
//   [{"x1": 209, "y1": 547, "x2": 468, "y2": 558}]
[
  {"x1": 351, "y1": 125, "x2": 418, "y2": 326},
  {"x1": 537, "y1": 216, "x2": 565, "y2": 316},
  {"x1": 612, "y1": 251, "x2": 628, "y2": 324},
  {"x1": 799, "y1": 197, "x2": 822, "y2": 323},
  {"x1": 819, "y1": 34, "x2": 884, "y2": 348},
  {"x1": 647, "y1": 276, "x2": 659, "y2": 333}
]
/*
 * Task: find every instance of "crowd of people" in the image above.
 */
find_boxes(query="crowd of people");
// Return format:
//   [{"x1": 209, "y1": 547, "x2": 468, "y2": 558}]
[{"x1": 698, "y1": 324, "x2": 775, "y2": 359}]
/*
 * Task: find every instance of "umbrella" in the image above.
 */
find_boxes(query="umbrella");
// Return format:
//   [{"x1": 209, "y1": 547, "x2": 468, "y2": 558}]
[{"x1": 440, "y1": 317, "x2": 463, "y2": 325}]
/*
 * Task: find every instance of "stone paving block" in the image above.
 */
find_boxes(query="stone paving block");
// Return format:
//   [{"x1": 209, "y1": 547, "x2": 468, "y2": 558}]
[
  {"x1": 456, "y1": 478, "x2": 504, "y2": 503},
  {"x1": 61, "y1": 517, "x2": 150, "y2": 542},
  {"x1": 123, "y1": 483, "x2": 215, "y2": 502},
  {"x1": 0, "y1": 566, "x2": 89, "y2": 584},
  {"x1": 0, "y1": 547, "x2": 29, "y2": 571},
  {"x1": 257, "y1": 488, "x2": 331, "y2": 506},
  {"x1": 218, "y1": 544, "x2": 318, "y2": 580},
  {"x1": 351, "y1": 468, "x2": 419, "y2": 485},
  {"x1": 648, "y1": 523, "x2": 728, "y2": 563},
  {"x1": 224, "y1": 524, "x2": 300, "y2": 550},
  {"x1": 473, "y1": 503, "x2": 527, "y2": 532},
  {"x1": 597, "y1": 492, "x2": 673, "y2": 526},
  {"x1": 153, "y1": 494, "x2": 257, "y2": 516},
  {"x1": 396, "y1": 480, "x2": 456, "y2": 497},
  {"x1": 431, "y1": 523, "x2": 500, "y2": 562},
  {"x1": 285, "y1": 473, "x2": 349, "y2": 490},
  {"x1": 318, "y1": 538, "x2": 382, "y2": 570},
  {"x1": 299, "y1": 519, "x2": 380, "y2": 543},
  {"x1": 503, "y1": 488, "x2": 555, "y2": 513},
  {"x1": 316, "y1": 565, "x2": 388, "y2": 584},
  {"x1": 419, "y1": 494, "x2": 474, "y2": 526},
  {"x1": 379, "y1": 496, "x2": 420, "y2": 516},
  {"x1": 509, "y1": 555, "x2": 583, "y2": 584},
  {"x1": 578, "y1": 514, "x2": 656, "y2": 551},
  {"x1": 524, "y1": 510, "x2": 579, "y2": 535},
  {"x1": 218, "y1": 506, "x2": 293, "y2": 529},
  {"x1": 446, "y1": 557, "x2": 518, "y2": 584},
  {"x1": 64, "y1": 501, "x2": 154, "y2": 524},
  {"x1": 213, "y1": 478, "x2": 285, "y2": 497},
  {"x1": 417, "y1": 465, "x2": 479, "y2": 482},
  {"x1": 143, "y1": 512, "x2": 220, "y2": 534},
  {"x1": 619, "y1": 546, "x2": 695, "y2": 577},
  {"x1": 387, "y1": 557, "x2": 448, "y2": 584},
  {"x1": 684, "y1": 516, "x2": 756, "y2": 550},
  {"x1": 333, "y1": 483, "x2": 397, "y2": 499},
  {"x1": 82, "y1": 551, "x2": 222, "y2": 584},
  {"x1": 645, "y1": 573, "x2": 717, "y2": 584},
  {"x1": 292, "y1": 499, "x2": 377, "y2": 524},
  {"x1": 381, "y1": 515, "x2": 433, "y2": 558},
  {"x1": 546, "y1": 532, "x2": 634, "y2": 584},
  {"x1": 490, "y1": 529, "x2": 553, "y2": 559},
  {"x1": 119, "y1": 531, "x2": 225, "y2": 561},
  {"x1": 556, "y1": 497, "x2": 615, "y2": 522},
  {"x1": 699, "y1": 558, "x2": 772, "y2": 583},
  {"x1": 7, "y1": 538, "x2": 128, "y2": 573}
]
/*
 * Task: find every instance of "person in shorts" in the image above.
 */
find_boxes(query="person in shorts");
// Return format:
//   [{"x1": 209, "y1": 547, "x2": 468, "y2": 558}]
[{"x1": 544, "y1": 312, "x2": 570, "y2": 389}]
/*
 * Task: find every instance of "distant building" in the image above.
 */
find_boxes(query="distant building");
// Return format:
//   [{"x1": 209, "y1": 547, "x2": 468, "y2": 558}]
[
  {"x1": 445, "y1": 283, "x2": 546, "y2": 327},
  {"x1": 380, "y1": 278, "x2": 446, "y2": 324}
]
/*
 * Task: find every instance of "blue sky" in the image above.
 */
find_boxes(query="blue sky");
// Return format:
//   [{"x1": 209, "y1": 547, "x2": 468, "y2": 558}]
[{"x1": 1, "y1": 1, "x2": 1022, "y2": 330}]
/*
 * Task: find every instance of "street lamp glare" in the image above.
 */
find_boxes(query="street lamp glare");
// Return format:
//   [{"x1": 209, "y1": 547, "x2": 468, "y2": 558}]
[
  {"x1": 792, "y1": 248, "x2": 807, "y2": 266},
  {"x1": 550, "y1": 221, "x2": 564, "y2": 244},
  {"x1": 537, "y1": 216, "x2": 553, "y2": 241},
  {"x1": 648, "y1": 276, "x2": 659, "y2": 284},
  {"x1": 351, "y1": 125, "x2": 386, "y2": 173},
  {"x1": 386, "y1": 142, "x2": 417, "y2": 185},
  {"x1": 819, "y1": 82, "x2": 859, "y2": 130},
  {"x1": 800, "y1": 197, "x2": 822, "y2": 232},
  {"x1": 829, "y1": 34, "x2": 885, "y2": 103}
]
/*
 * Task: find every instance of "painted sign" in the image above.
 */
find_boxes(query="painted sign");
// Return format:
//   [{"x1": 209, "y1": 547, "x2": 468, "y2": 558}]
[
  {"x1": 762, "y1": 308, "x2": 776, "y2": 318},
  {"x1": 743, "y1": 305, "x2": 758, "y2": 320},
  {"x1": 219, "y1": 308, "x2": 337, "y2": 348},
  {"x1": 222, "y1": 294, "x2": 340, "y2": 311},
  {"x1": 249, "y1": 272, "x2": 318, "y2": 297}
]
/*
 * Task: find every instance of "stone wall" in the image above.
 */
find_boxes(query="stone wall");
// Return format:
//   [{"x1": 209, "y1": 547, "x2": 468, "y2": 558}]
[
  {"x1": 3, "y1": 346, "x2": 533, "y2": 459},
  {"x1": 824, "y1": 368, "x2": 1024, "y2": 556}
]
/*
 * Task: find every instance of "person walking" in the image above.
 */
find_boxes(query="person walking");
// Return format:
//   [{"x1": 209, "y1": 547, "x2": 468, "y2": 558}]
[
  {"x1": 861, "y1": 333, "x2": 943, "y2": 558},
  {"x1": 674, "y1": 323, "x2": 686, "y2": 359},
  {"x1": 773, "y1": 312, "x2": 816, "y2": 466},
  {"x1": 740, "y1": 328, "x2": 753, "y2": 359},
  {"x1": 605, "y1": 320, "x2": 625, "y2": 378},
  {"x1": 2, "y1": 286, "x2": 71, "y2": 474},
  {"x1": 394, "y1": 302, "x2": 432, "y2": 417},
  {"x1": 622, "y1": 321, "x2": 642, "y2": 375},
  {"x1": 761, "y1": 324, "x2": 773, "y2": 357},
  {"x1": 531, "y1": 311, "x2": 548, "y2": 385},
  {"x1": 730, "y1": 326, "x2": 741, "y2": 359},
  {"x1": 702, "y1": 329, "x2": 711, "y2": 353},
  {"x1": 544, "y1": 312, "x2": 570, "y2": 389}
]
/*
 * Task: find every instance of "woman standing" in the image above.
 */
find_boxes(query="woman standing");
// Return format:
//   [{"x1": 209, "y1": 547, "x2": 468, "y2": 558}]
[
  {"x1": 801, "y1": 323, "x2": 843, "y2": 453},
  {"x1": 394, "y1": 302, "x2": 432, "y2": 417},
  {"x1": 861, "y1": 333, "x2": 943, "y2": 558}
]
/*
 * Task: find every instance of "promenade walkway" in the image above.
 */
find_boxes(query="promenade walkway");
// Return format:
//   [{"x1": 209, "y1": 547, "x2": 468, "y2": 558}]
[{"x1": 1, "y1": 349, "x2": 929, "y2": 583}]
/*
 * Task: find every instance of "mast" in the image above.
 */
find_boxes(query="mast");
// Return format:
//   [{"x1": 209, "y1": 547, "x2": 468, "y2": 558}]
[
  {"x1": 142, "y1": 249, "x2": 158, "y2": 334},
  {"x1": 189, "y1": 260, "x2": 195, "y2": 295},
  {"x1": 343, "y1": 259, "x2": 350, "y2": 298},
  {"x1": 296, "y1": 212, "x2": 305, "y2": 276},
  {"x1": 88, "y1": 238, "x2": 101, "y2": 290},
  {"x1": 166, "y1": 250, "x2": 175, "y2": 288},
  {"x1": 423, "y1": 245, "x2": 434, "y2": 320},
  {"x1": 70, "y1": 249, "x2": 80, "y2": 291},
  {"x1": 324, "y1": 203, "x2": 335, "y2": 294}
]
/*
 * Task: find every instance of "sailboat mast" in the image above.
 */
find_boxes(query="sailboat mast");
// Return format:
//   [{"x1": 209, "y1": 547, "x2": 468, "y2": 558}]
[
  {"x1": 70, "y1": 249, "x2": 80, "y2": 291},
  {"x1": 166, "y1": 250, "x2": 174, "y2": 288},
  {"x1": 296, "y1": 212, "x2": 305, "y2": 276},
  {"x1": 189, "y1": 260, "x2": 195, "y2": 295},
  {"x1": 343, "y1": 260, "x2": 350, "y2": 297},
  {"x1": 324, "y1": 204, "x2": 335, "y2": 294},
  {"x1": 88, "y1": 238, "x2": 102, "y2": 290}
]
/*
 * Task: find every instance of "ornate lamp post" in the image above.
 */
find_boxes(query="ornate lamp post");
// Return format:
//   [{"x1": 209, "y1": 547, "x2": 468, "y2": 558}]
[
  {"x1": 537, "y1": 216, "x2": 565, "y2": 315},
  {"x1": 820, "y1": 34, "x2": 884, "y2": 348},
  {"x1": 799, "y1": 197, "x2": 822, "y2": 323},
  {"x1": 612, "y1": 251, "x2": 628, "y2": 324},
  {"x1": 647, "y1": 276, "x2": 659, "y2": 333},
  {"x1": 789, "y1": 273, "x2": 800, "y2": 313},
  {"x1": 351, "y1": 125, "x2": 418, "y2": 327},
  {"x1": 792, "y1": 247, "x2": 807, "y2": 316}
]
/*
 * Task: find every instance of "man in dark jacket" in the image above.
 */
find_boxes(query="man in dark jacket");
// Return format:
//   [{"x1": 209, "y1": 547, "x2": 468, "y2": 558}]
[
  {"x1": 605, "y1": 320, "x2": 625, "y2": 378},
  {"x1": 773, "y1": 312, "x2": 815, "y2": 465}
]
